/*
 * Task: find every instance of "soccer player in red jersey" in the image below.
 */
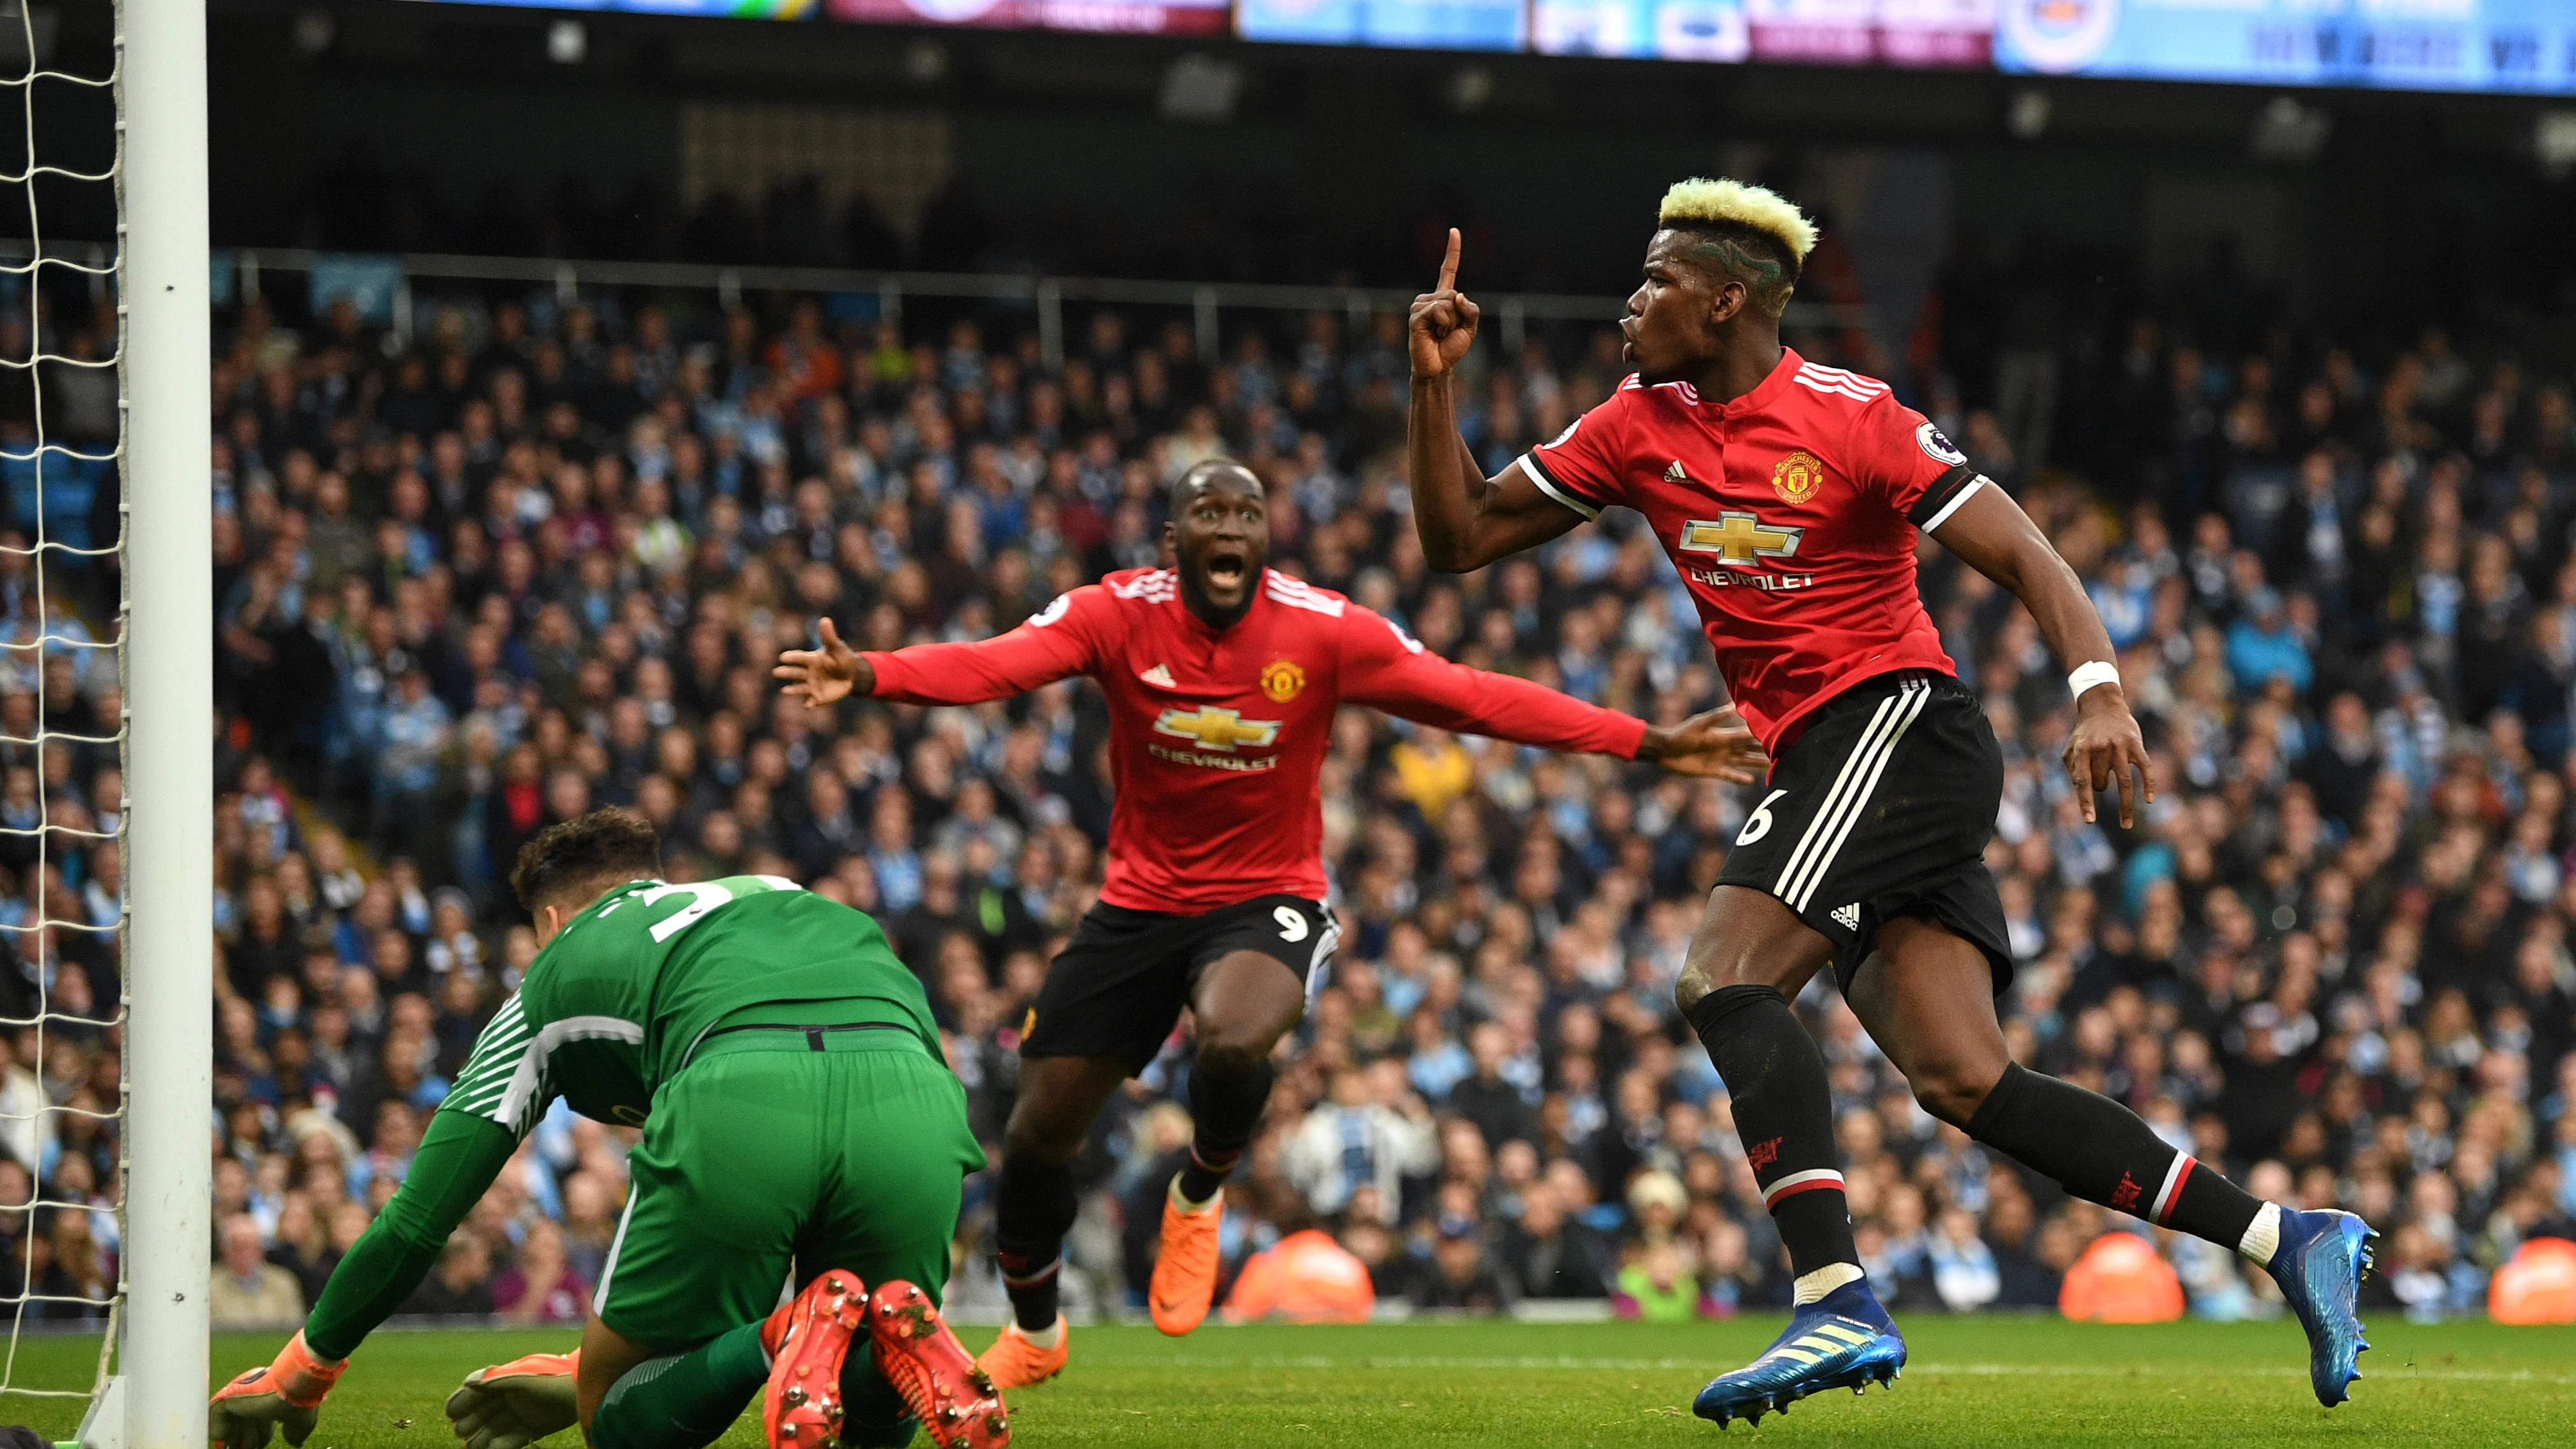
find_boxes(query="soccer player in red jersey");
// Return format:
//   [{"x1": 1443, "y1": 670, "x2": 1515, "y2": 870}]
[
  {"x1": 776, "y1": 459, "x2": 1762, "y2": 1387},
  {"x1": 1404, "y1": 181, "x2": 2372, "y2": 1424}
]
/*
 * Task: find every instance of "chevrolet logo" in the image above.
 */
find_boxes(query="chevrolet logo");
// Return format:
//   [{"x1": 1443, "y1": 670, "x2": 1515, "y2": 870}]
[
  {"x1": 1153, "y1": 706, "x2": 1280, "y2": 753},
  {"x1": 1679, "y1": 511, "x2": 1804, "y2": 566}
]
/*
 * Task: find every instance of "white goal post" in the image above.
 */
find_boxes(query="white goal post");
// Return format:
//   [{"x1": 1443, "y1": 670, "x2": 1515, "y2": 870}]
[{"x1": 117, "y1": 0, "x2": 211, "y2": 1443}]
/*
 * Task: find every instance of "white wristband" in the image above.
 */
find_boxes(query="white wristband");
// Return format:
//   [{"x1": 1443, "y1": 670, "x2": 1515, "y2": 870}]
[{"x1": 2069, "y1": 660, "x2": 2121, "y2": 703}]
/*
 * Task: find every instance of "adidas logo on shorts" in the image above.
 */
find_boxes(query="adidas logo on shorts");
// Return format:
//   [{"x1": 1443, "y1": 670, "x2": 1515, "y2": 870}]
[{"x1": 1830, "y1": 903, "x2": 1860, "y2": 930}]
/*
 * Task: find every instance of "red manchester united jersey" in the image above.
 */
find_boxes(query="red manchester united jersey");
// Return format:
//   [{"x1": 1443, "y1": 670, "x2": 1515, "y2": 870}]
[
  {"x1": 863, "y1": 567, "x2": 1645, "y2": 913},
  {"x1": 1523, "y1": 346, "x2": 1985, "y2": 751}
]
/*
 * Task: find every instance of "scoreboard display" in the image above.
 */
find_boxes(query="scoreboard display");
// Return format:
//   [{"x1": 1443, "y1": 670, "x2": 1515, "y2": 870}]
[
  {"x1": 1996, "y1": 0, "x2": 2576, "y2": 94},
  {"x1": 412, "y1": 0, "x2": 2576, "y2": 93},
  {"x1": 829, "y1": 0, "x2": 1230, "y2": 32}
]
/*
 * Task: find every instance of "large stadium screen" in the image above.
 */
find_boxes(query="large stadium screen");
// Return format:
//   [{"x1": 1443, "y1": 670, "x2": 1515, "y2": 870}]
[
  {"x1": 1740, "y1": 0, "x2": 1992, "y2": 68},
  {"x1": 1235, "y1": 0, "x2": 1529, "y2": 51},
  {"x1": 828, "y1": 0, "x2": 1231, "y2": 33},
  {"x1": 1530, "y1": 0, "x2": 1749, "y2": 60},
  {"x1": 412, "y1": 0, "x2": 825, "y2": 13},
  {"x1": 1995, "y1": 0, "x2": 2576, "y2": 94},
  {"x1": 1286, "y1": 0, "x2": 1993, "y2": 63},
  {"x1": 412, "y1": 0, "x2": 2576, "y2": 93},
  {"x1": 410, "y1": 0, "x2": 1234, "y2": 31}
]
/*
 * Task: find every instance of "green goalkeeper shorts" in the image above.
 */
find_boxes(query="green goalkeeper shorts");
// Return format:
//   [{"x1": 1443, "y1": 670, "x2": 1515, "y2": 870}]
[{"x1": 595, "y1": 1026, "x2": 985, "y2": 1359}]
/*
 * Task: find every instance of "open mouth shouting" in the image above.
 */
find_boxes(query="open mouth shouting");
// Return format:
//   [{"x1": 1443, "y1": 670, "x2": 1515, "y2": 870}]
[{"x1": 1203, "y1": 545, "x2": 1251, "y2": 594}]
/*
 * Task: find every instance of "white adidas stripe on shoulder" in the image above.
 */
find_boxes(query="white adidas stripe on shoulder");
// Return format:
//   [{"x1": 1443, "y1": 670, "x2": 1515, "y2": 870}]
[
  {"x1": 1797, "y1": 367, "x2": 1888, "y2": 397},
  {"x1": 1110, "y1": 570, "x2": 1178, "y2": 601},
  {"x1": 1796, "y1": 366, "x2": 1886, "y2": 392},
  {"x1": 1797, "y1": 362, "x2": 1888, "y2": 391},
  {"x1": 1797, "y1": 361, "x2": 1884, "y2": 385},
  {"x1": 1265, "y1": 573, "x2": 1346, "y2": 616},
  {"x1": 1268, "y1": 590, "x2": 1346, "y2": 617},
  {"x1": 1794, "y1": 375, "x2": 1884, "y2": 404}
]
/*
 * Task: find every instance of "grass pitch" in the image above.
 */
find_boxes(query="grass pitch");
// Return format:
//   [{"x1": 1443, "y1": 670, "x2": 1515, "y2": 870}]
[{"x1": 9, "y1": 1315, "x2": 2573, "y2": 1446}]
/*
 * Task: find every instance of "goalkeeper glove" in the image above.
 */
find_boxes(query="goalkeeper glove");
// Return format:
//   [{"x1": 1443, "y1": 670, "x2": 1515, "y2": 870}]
[
  {"x1": 210, "y1": 1331, "x2": 346, "y2": 1449},
  {"x1": 445, "y1": 1350, "x2": 581, "y2": 1449}
]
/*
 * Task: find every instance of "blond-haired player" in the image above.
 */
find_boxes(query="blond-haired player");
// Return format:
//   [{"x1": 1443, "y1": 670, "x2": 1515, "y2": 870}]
[{"x1": 1402, "y1": 177, "x2": 2373, "y2": 1427}]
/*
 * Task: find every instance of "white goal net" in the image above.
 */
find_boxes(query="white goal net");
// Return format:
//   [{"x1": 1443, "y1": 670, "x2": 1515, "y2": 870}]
[
  {"x1": 0, "y1": 1, "x2": 210, "y2": 1445},
  {"x1": 0, "y1": 0, "x2": 131, "y2": 1425}
]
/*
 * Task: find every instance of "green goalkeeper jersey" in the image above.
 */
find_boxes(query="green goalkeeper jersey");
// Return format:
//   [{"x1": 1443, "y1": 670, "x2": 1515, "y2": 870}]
[
  {"x1": 441, "y1": 874, "x2": 942, "y2": 1136},
  {"x1": 302, "y1": 876, "x2": 943, "y2": 1359}
]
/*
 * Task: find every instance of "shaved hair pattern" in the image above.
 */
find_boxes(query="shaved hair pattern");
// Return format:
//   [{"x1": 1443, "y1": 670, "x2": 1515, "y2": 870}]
[{"x1": 1657, "y1": 177, "x2": 1817, "y2": 320}]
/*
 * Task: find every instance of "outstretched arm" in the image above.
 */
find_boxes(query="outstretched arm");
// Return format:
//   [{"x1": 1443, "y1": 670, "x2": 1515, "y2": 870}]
[
  {"x1": 213, "y1": 1108, "x2": 519, "y2": 1449},
  {"x1": 1407, "y1": 229, "x2": 1585, "y2": 573},
  {"x1": 777, "y1": 598, "x2": 1097, "y2": 708},
  {"x1": 303, "y1": 1110, "x2": 520, "y2": 1358},
  {"x1": 1339, "y1": 610, "x2": 1765, "y2": 781},
  {"x1": 1930, "y1": 483, "x2": 2153, "y2": 827}
]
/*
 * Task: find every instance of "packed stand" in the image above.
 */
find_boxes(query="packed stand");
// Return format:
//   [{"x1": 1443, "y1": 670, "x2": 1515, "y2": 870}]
[{"x1": 64, "y1": 273, "x2": 2563, "y2": 1331}]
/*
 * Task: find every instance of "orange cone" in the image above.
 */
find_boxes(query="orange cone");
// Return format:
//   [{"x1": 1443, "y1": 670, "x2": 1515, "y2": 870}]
[
  {"x1": 2490, "y1": 1238, "x2": 2576, "y2": 1325},
  {"x1": 2059, "y1": 1232, "x2": 2185, "y2": 1323}
]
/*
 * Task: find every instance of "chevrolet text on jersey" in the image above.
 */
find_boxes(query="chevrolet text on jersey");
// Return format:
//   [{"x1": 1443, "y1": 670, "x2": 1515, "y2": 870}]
[{"x1": 1525, "y1": 348, "x2": 1988, "y2": 751}]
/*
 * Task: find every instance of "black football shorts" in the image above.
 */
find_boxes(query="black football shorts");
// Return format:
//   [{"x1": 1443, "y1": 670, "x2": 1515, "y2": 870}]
[
  {"x1": 1717, "y1": 668, "x2": 2014, "y2": 993},
  {"x1": 1021, "y1": 894, "x2": 1339, "y2": 1072}
]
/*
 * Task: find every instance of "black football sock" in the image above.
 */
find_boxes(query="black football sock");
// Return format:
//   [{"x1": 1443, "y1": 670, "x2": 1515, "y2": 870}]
[
  {"x1": 1178, "y1": 1050, "x2": 1274, "y2": 1205},
  {"x1": 590, "y1": 1321, "x2": 764, "y2": 1449},
  {"x1": 993, "y1": 1150, "x2": 1078, "y2": 1331},
  {"x1": 1174, "y1": 1143, "x2": 1241, "y2": 1207},
  {"x1": 1966, "y1": 1062, "x2": 2264, "y2": 1249},
  {"x1": 1684, "y1": 983, "x2": 1856, "y2": 1284}
]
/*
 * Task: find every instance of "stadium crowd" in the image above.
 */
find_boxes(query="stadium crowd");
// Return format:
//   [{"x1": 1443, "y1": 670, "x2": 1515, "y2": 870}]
[{"x1": 8, "y1": 253, "x2": 2576, "y2": 1334}]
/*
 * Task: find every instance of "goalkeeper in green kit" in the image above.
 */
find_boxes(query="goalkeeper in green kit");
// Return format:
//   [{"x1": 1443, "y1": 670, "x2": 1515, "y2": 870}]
[{"x1": 209, "y1": 810, "x2": 1010, "y2": 1449}]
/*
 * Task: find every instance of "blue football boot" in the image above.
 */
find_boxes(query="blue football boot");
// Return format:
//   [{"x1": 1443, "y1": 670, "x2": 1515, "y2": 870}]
[
  {"x1": 2262, "y1": 1208, "x2": 2375, "y2": 1406},
  {"x1": 1691, "y1": 1279, "x2": 1905, "y2": 1429}
]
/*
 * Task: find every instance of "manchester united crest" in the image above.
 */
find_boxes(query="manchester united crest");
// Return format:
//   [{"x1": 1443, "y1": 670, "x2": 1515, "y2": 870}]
[
  {"x1": 1772, "y1": 450, "x2": 1825, "y2": 504},
  {"x1": 1260, "y1": 659, "x2": 1307, "y2": 703}
]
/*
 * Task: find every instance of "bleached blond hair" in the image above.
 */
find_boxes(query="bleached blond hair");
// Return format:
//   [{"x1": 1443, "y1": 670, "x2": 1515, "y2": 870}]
[
  {"x1": 1658, "y1": 178, "x2": 1818, "y2": 261},
  {"x1": 1656, "y1": 177, "x2": 1817, "y2": 318}
]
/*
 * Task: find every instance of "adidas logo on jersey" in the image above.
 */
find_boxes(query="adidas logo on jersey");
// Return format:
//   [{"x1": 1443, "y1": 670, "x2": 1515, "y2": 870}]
[
  {"x1": 1665, "y1": 459, "x2": 1689, "y2": 483},
  {"x1": 1139, "y1": 664, "x2": 1176, "y2": 689},
  {"x1": 1831, "y1": 903, "x2": 1860, "y2": 930}
]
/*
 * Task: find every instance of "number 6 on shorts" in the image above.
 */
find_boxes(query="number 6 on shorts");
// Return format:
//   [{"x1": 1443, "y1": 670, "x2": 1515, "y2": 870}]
[{"x1": 1737, "y1": 789, "x2": 1788, "y2": 847}]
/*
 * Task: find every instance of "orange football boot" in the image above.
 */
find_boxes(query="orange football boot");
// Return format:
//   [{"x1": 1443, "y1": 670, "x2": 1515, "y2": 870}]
[
  {"x1": 764, "y1": 1269, "x2": 869, "y2": 1449},
  {"x1": 1148, "y1": 1179, "x2": 1223, "y2": 1336},
  {"x1": 868, "y1": 1280, "x2": 1009, "y2": 1449},
  {"x1": 972, "y1": 1317, "x2": 1069, "y2": 1389}
]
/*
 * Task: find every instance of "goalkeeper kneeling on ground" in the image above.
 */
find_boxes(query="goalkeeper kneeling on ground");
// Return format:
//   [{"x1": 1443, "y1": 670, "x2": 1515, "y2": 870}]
[{"x1": 211, "y1": 810, "x2": 1008, "y2": 1449}]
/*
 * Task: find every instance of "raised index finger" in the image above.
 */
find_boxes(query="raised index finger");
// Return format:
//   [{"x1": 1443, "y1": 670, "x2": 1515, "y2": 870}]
[{"x1": 1437, "y1": 228, "x2": 1461, "y2": 292}]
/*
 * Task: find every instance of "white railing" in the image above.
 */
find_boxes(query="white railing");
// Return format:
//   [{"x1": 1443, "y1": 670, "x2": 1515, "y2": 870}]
[{"x1": 20, "y1": 241, "x2": 1870, "y2": 366}]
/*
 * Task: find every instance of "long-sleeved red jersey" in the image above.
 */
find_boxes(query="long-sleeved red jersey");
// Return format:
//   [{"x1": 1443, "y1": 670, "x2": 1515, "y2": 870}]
[{"x1": 864, "y1": 566, "x2": 1647, "y2": 913}]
